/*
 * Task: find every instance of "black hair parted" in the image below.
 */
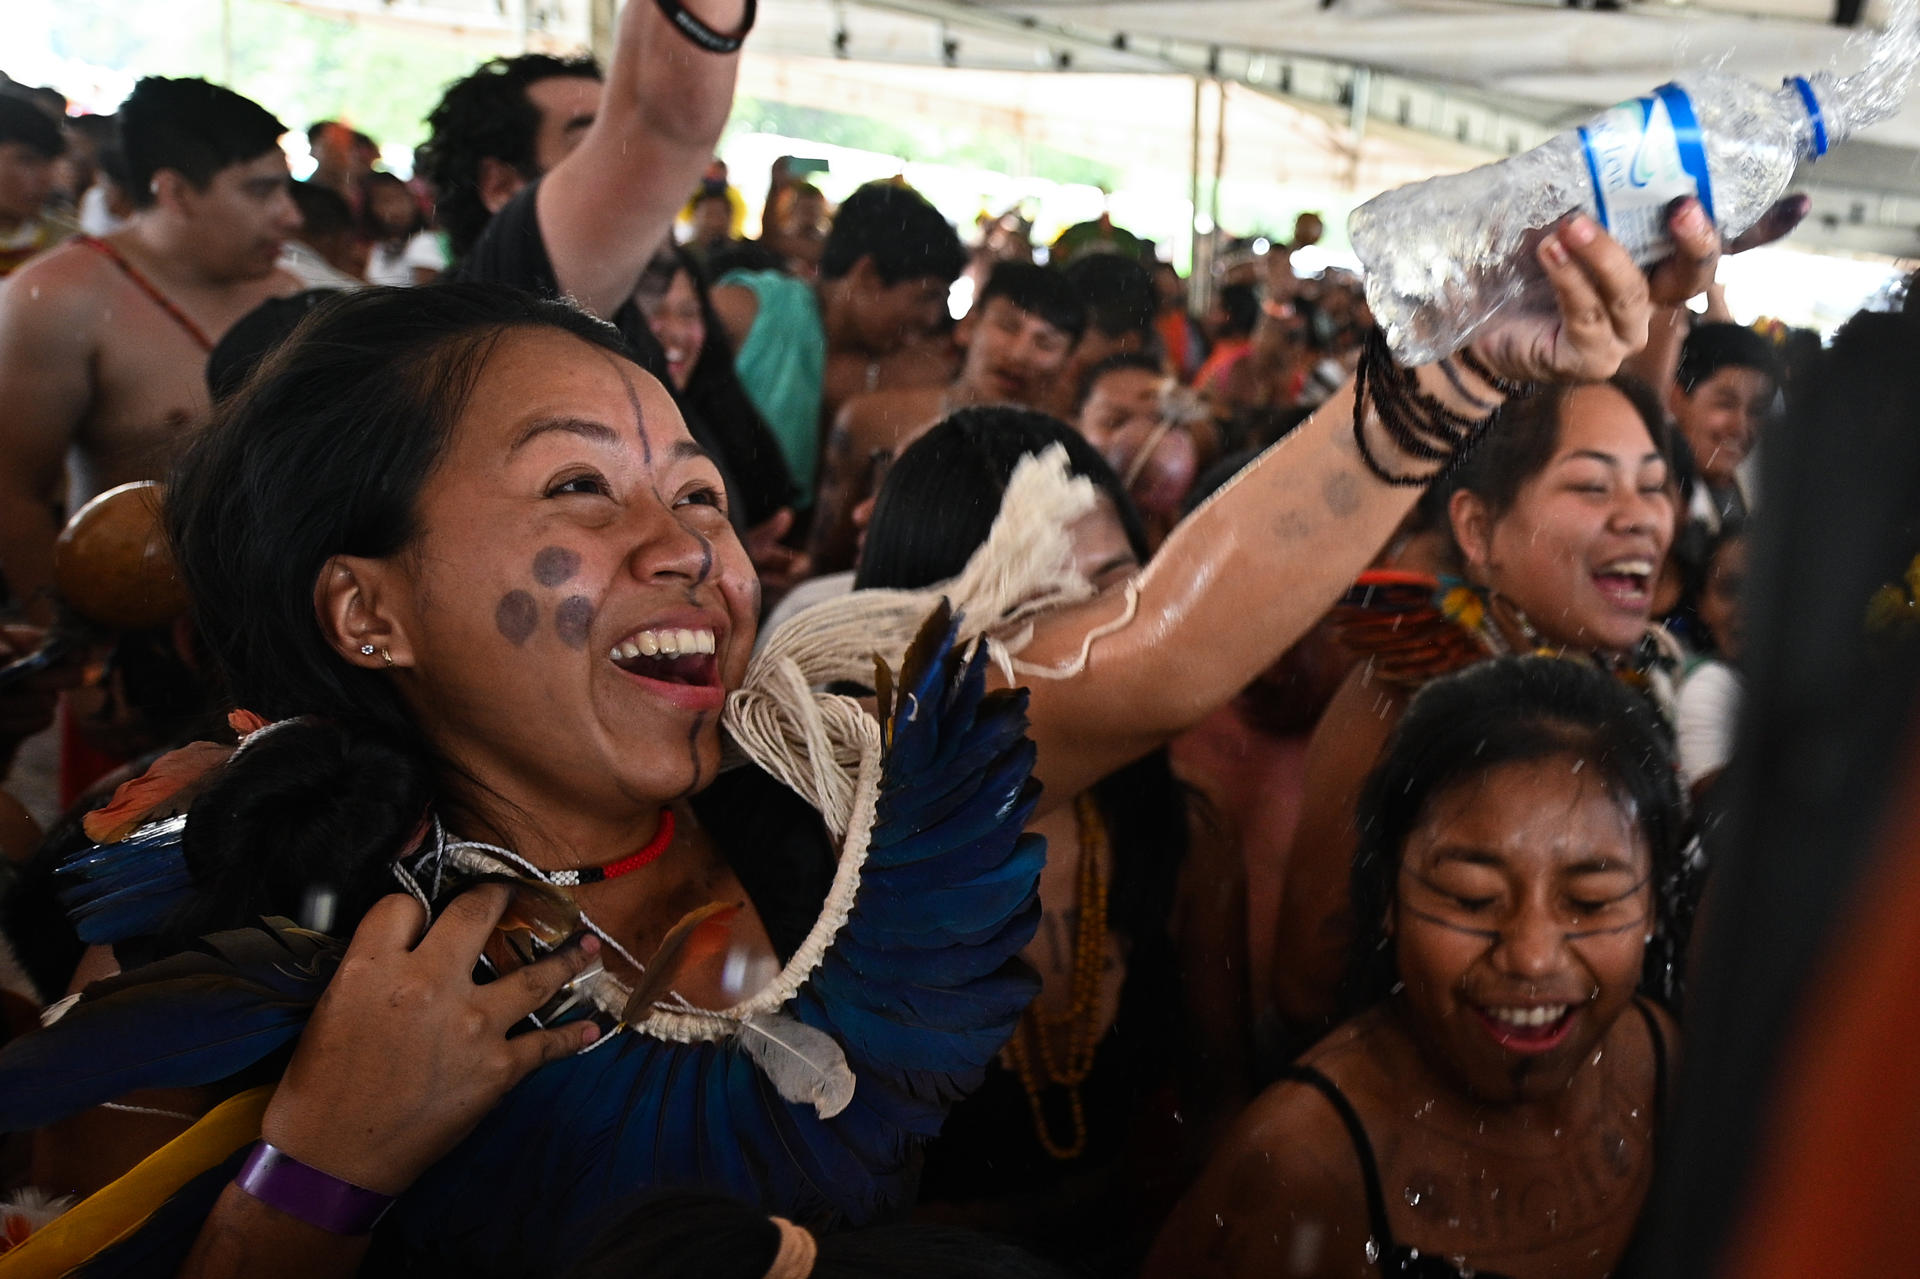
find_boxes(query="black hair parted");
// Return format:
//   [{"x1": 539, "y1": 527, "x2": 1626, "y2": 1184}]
[
  {"x1": 1446, "y1": 375, "x2": 1673, "y2": 525},
  {"x1": 976, "y1": 261, "x2": 1086, "y2": 345},
  {"x1": 1344, "y1": 657, "x2": 1692, "y2": 1012},
  {"x1": 819, "y1": 181, "x2": 966, "y2": 285},
  {"x1": 417, "y1": 52, "x2": 602, "y2": 260},
  {"x1": 118, "y1": 77, "x2": 286, "y2": 210},
  {"x1": 854, "y1": 404, "x2": 1148, "y2": 592},
  {"x1": 1676, "y1": 322, "x2": 1781, "y2": 395},
  {"x1": 166, "y1": 283, "x2": 633, "y2": 940},
  {"x1": 1060, "y1": 253, "x2": 1158, "y2": 342},
  {"x1": 0, "y1": 91, "x2": 64, "y2": 158}
]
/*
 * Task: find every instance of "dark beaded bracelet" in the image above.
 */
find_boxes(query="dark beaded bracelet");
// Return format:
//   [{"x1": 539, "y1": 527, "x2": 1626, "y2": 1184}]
[
  {"x1": 1352, "y1": 325, "x2": 1500, "y2": 486},
  {"x1": 1455, "y1": 344, "x2": 1537, "y2": 399},
  {"x1": 653, "y1": 0, "x2": 756, "y2": 53}
]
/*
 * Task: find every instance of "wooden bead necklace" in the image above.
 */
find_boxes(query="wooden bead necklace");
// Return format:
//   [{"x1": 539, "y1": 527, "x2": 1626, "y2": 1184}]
[{"x1": 1003, "y1": 792, "x2": 1112, "y2": 1161}]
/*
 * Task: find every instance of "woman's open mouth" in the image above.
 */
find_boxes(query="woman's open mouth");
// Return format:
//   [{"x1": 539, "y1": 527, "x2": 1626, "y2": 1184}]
[
  {"x1": 609, "y1": 627, "x2": 725, "y2": 712},
  {"x1": 1591, "y1": 558, "x2": 1654, "y2": 612},
  {"x1": 1472, "y1": 1002, "x2": 1578, "y2": 1055}
]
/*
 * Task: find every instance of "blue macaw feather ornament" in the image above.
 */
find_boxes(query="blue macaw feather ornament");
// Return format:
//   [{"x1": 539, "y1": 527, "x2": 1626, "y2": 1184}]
[{"x1": 0, "y1": 606, "x2": 1044, "y2": 1279}]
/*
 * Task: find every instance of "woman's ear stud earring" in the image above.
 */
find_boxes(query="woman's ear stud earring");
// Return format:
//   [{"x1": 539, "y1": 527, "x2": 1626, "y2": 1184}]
[{"x1": 360, "y1": 644, "x2": 376, "y2": 656}]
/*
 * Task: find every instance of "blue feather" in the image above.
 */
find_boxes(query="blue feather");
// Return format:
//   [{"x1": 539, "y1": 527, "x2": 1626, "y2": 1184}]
[{"x1": 0, "y1": 920, "x2": 335, "y2": 1131}]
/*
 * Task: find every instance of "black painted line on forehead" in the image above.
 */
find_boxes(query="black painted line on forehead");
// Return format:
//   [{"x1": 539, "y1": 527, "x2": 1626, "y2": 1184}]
[{"x1": 601, "y1": 351, "x2": 650, "y2": 464}]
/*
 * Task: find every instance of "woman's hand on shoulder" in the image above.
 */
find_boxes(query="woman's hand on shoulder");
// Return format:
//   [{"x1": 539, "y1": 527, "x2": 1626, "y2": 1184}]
[
  {"x1": 260, "y1": 886, "x2": 601, "y2": 1196},
  {"x1": 1142, "y1": 1077, "x2": 1379, "y2": 1279}
]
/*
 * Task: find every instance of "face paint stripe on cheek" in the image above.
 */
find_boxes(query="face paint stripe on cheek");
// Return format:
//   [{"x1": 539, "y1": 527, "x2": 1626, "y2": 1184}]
[
  {"x1": 495, "y1": 590, "x2": 539, "y2": 646},
  {"x1": 532, "y1": 546, "x2": 580, "y2": 588},
  {"x1": 555, "y1": 595, "x2": 595, "y2": 650}
]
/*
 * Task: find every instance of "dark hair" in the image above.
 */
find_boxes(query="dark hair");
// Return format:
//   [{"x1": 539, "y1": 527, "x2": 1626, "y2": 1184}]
[
  {"x1": 1074, "y1": 350, "x2": 1163, "y2": 414},
  {"x1": 975, "y1": 261, "x2": 1085, "y2": 345},
  {"x1": 564, "y1": 1189, "x2": 1071, "y2": 1279},
  {"x1": 1216, "y1": 282, "x2": 1260, "y2": 338},
  {"x1": 118, "y1": 77, "x2": 285, "y2": 210},
  {"x1": 1346, "y1": 657, "x2": 1691, "y2": 1010},
  {"x1": 417, "y1": 53, "x2": 602, "y2": 259},
  {"x1": 0, "y1": 92, "x2": 64, "y2": 159},
  {"x1": 819, "y1": 182, "x2": 966, "y2": 285},
  {"x1": 638, "y1": 244, "x2": 797, "y2": 524},
  {"x1": 206, "y1": 288, "x2": 342, "y2": 401},
  {"x1": 360, "y1": 170, "x2": 424, "y2": 245},
  {"x1": 287, "y1": 179, "x2": 353, "y2": 240},
  {"x1": 68, "y1": 112, "x2": 118, "y2": 148},
  {"x1": 855, "y1": 406, "x2": 1148, "y2": 590},
  {"x1": 1447, "y1": 376, "x2": 1673, "y2": 524},
  {"x1": 1061, "y1": 253, "x2": 1158, "y2": 342},
  {"x1": 1676, "y1": 322, "x2": 1780, "y2": 395},
  {"x1": 166, "y1": 284, "x2": 633, "y2": 942}
]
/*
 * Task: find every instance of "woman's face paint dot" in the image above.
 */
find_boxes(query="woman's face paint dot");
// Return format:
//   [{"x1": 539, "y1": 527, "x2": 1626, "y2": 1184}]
[
  {"x1": 555, "y1": 595, "x2": 595, "y2": 650},
  {"x1": 495, "y1": 591, "x2": 538, "y2": 646},
  {"x1": 532, "y1": 546, "x2": 581, "y2": 587}
]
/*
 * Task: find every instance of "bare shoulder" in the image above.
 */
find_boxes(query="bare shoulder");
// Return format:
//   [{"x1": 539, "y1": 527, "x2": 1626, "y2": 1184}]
[
  {"x1": 0, "y1": 240, "x2": 117, "y2": 330},
  {"x1": 1146, "y1": 1056, "x2": 1380, "y2": 1279},
  {"x1": 838, "y1": 386, "x2": 942, "y2": 438}
]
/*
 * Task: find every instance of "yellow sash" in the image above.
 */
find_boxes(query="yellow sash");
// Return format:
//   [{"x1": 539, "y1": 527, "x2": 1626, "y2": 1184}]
[{"x1": 0, "y1": 1087, "x2": 272, "y2": 1278}]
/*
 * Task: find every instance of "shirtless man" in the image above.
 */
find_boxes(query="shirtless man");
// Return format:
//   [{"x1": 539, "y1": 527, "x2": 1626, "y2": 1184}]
[
  {"x1": 0, "y1": 77, "x2": 300, "y2": 616},
  {"x1": 807, "y1": 261, "x2": 1085, "y2": 573},
  {"x1": 710, "y1": 181, "x2": 968, "y2": 508}
]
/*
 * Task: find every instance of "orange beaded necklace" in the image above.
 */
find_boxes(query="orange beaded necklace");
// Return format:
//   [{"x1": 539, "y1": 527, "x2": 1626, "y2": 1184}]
[{"x1": 1003, "y1": 792, "x2": 1112, "y2": 1161}]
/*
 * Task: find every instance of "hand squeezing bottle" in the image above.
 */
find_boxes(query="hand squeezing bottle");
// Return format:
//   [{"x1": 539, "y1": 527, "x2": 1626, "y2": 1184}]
[{"x1": 1350, "y1": 0, "x2": 1920, "y2": 363}]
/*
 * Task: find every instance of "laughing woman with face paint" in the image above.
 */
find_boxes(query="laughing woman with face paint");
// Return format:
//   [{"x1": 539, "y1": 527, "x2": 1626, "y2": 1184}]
[
  {"x1": 1271, "y1": 378, "x2": 1687, "y2": 1038},
  {"x1": 1147, "y1": 658, "x2": 1687, "y2": 1279},
  {"x1": 0, "y1": 205, "x2": 1678, "y2": 1279}
]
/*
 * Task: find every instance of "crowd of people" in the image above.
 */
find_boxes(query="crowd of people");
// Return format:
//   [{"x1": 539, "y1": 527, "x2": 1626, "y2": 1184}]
[{"x1": 0, "y1": 2, "x2": 1911, "y2": 1276}]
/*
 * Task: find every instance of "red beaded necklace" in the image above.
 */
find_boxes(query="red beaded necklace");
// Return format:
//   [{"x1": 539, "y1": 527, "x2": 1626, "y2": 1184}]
[{"x1": 545, "y1": 808, "x2": 676, "y2": 886}]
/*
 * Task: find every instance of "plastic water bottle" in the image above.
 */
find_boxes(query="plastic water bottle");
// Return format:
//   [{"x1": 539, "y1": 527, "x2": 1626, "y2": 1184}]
[{"x1": 1350, "y1": 0, "x2": 1920, "y2": 364}]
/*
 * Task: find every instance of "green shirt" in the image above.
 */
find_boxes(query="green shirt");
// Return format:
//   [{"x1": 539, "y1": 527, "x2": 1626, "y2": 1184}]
[{"x1": 721, "y1": 269, "x2": 825, "y2": 502}]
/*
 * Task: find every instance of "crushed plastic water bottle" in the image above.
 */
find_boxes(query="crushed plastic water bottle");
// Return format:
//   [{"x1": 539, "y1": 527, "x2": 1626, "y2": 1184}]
[{"x1": 1350, "y1": 0, "x2": 1920, "y2": 363}]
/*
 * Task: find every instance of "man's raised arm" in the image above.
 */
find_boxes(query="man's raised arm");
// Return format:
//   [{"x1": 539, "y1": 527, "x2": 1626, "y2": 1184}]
[{"x1": 538, "y1": 0, "x2": 747, "y2": 319}]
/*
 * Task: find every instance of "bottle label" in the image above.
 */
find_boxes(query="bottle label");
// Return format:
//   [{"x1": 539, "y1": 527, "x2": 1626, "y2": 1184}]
[{"x1": 1576, "y1": 84, "x2": 1716, "y2": 251}]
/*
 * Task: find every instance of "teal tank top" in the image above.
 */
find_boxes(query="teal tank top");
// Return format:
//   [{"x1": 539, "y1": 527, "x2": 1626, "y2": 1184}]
[{"x1": 721, "y1": 269, "x2": 825, "y2": 503}]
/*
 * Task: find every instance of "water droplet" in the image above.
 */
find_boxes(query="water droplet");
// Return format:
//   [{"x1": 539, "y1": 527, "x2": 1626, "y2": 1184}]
[
  {"x1": 1364, "y1": 1239, "x2": 1381, "y2": 1263},
  {"x1": 1571, "y1": 758, "x2": 1584, "y2": 773},
  {"x1": 1447, "y1": 1216, "x2": 1461, "y2": 1229},
  {"x1": 1547, "y1": 1208, "x2": 1559, "y2": 1230},
  {"x1": 1214, "y1": 1214, "x2": 1224, "y2": 1228},
  {"x1": 1630, "y1": 1108, "x2": 1642, "y2": 1119},
  {"x1": 1414, "y1": 1098, "x2": 1436, "y2": 1118},
  {"x1": 1490, "y1": 1187, "x2": 1500, "y2": 1200},
  {"x1": 1552, "y1": 1127, "x2": 1563, "y2": 1139},
  {"x1": 30, "y1": 286, "x2": 41, "y2": 300},
  {"x1": 1173, "y1": 1110, "x2": 1184, "y2": 1124},
  {"x1": 1404, "y1": 1188, "x2": 1422, "y2": 1207}
]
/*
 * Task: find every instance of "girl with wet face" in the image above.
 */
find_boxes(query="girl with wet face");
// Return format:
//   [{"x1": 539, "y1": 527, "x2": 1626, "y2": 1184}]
[
  {"x1": 1149, "y1": 657, "x2": 1688, "y2": 1279},
  {"x1": 1272, "y1": 379, "x2": 1682, "y2": 1036}
]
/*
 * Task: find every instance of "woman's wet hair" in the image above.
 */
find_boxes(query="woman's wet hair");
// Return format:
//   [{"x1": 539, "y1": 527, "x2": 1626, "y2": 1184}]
[
  {"x1": 564, "y1": 1189, "x2": 1071, "y2": 1279},
  {"x1": 1445, "y1": 376, "x2": 1673, "y2": 525},
  {"x1": 164, "y1": 284, "x2": 633, "y2": 946},
  {"x1": 855, "y1": 405, "x2": 1149, "y2": 591},
  {"x1": 1344, "y1": 657, "x2": 1692, "y2": 1012}
]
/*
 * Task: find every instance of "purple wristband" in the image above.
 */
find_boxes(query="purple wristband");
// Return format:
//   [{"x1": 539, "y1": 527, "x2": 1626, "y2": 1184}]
[{"x1": 234, "y1": 1142, "x2": 395, "y2": 1235}]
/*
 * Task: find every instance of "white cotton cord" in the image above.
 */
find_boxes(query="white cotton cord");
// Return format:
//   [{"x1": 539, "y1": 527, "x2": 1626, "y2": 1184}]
[{"x1": 1006, "y1": 580, "x2": 1142, "y2": 681}]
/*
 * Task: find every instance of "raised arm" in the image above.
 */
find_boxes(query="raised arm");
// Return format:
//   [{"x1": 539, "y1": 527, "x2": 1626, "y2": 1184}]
[
  {"x1": 0, "y1": 256, "x2": 96, "y2": 621},
  {"x1": 537, "y1": 0, "x2": 747, "y2": 319},
  {"x1": 1012, "y1": 214, "x2": 1655, "y2": 807}
]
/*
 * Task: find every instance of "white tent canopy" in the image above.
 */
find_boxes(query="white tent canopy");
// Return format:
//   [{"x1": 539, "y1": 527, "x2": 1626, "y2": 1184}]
[{"x1": 748, "y1": 0, "x2": 1920, "y2": 254}]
